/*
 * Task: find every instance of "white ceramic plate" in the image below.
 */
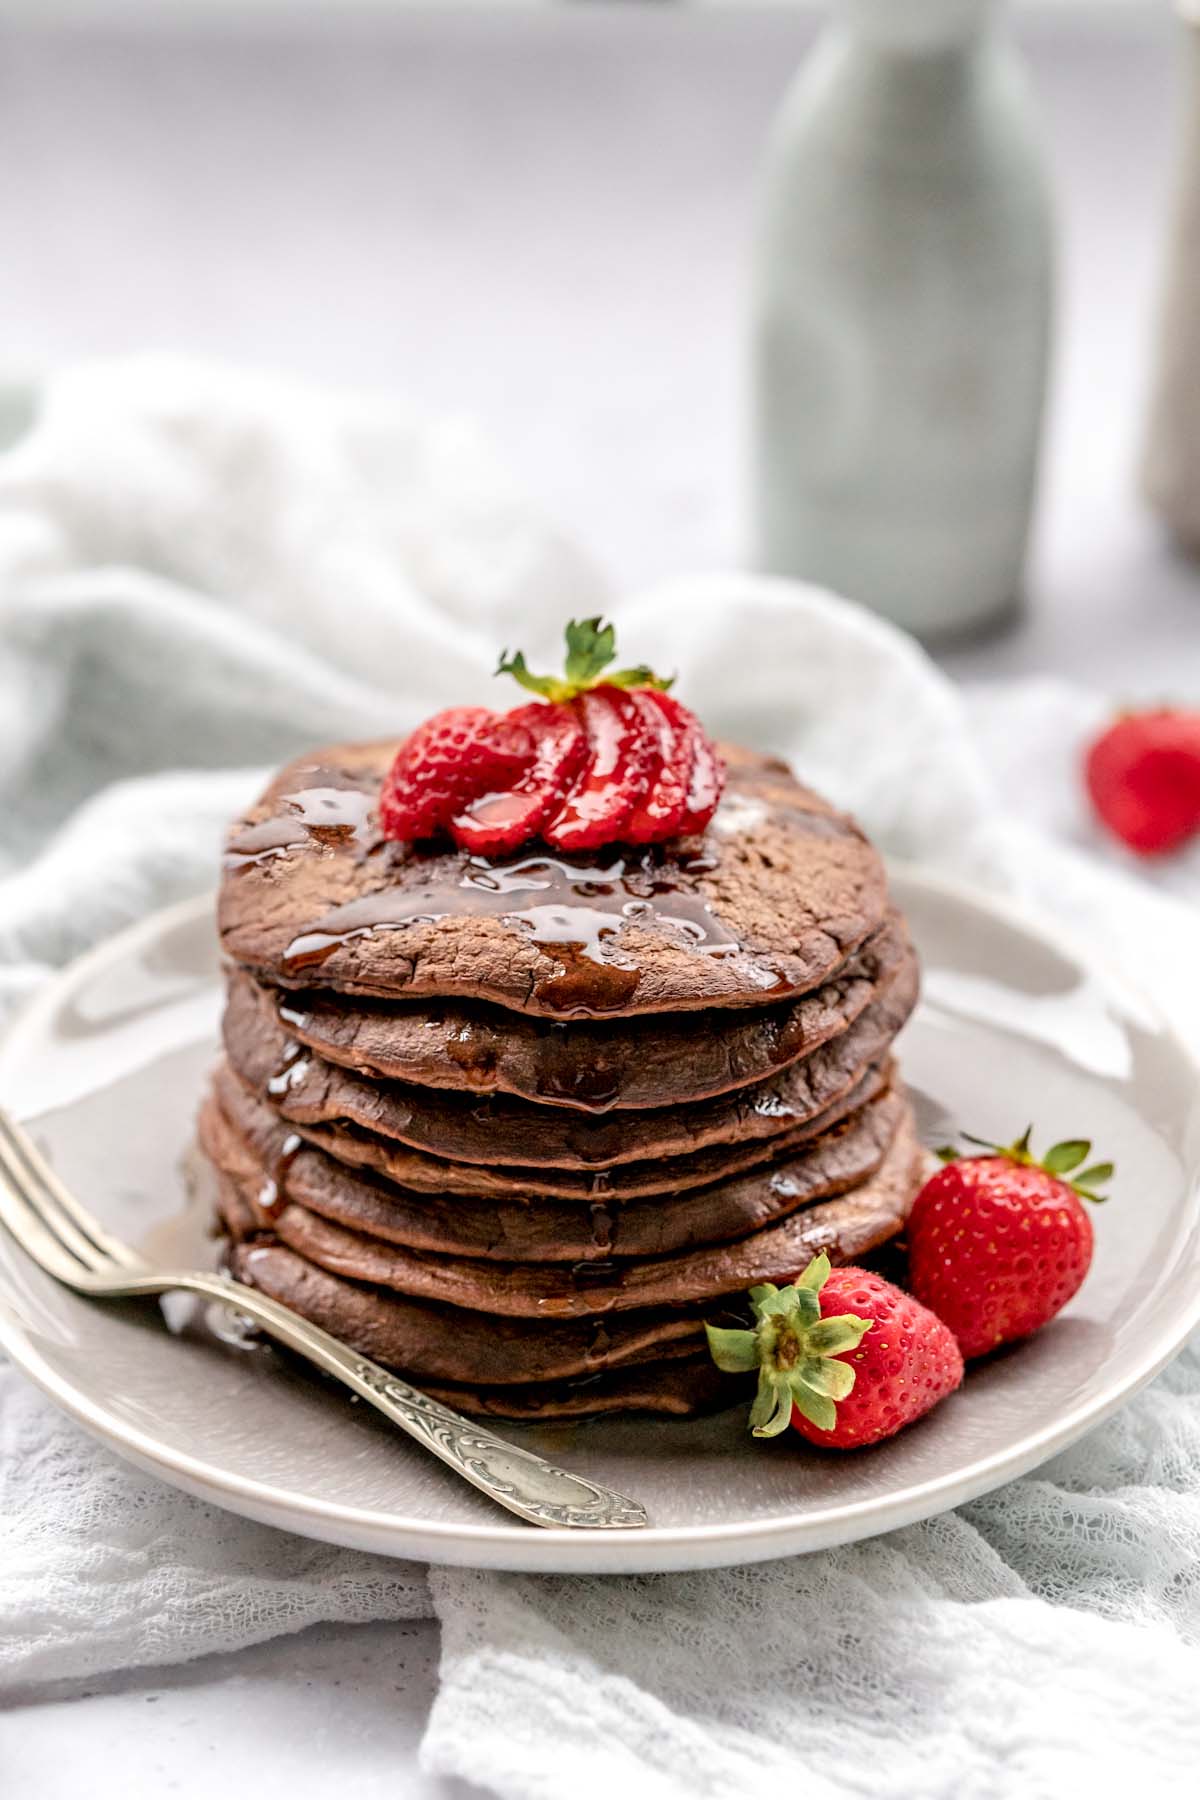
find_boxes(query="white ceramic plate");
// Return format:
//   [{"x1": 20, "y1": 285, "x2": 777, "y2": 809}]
[{"x1": 1, "y1": 870, "x2": 1198, "y2": 1574}]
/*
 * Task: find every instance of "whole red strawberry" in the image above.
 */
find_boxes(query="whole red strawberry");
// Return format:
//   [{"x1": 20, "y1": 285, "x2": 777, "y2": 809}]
[
  {"x1": 706, "y1": 1253, "x2": 963, "y2": 1448},
  {"x1": 907, "y1": 1128, "x2": 1112, "y2": 1359},
  {"x1": 379, "y1": 618, "x2": 726, "y2": 855},
  {"x1": 1085, "y1": 708, "x2": 1200, "y2": 856}
]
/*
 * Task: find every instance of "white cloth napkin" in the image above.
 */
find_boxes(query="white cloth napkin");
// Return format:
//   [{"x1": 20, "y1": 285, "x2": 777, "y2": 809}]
[{"x1": 3, "y1": 357, "x2": 1200, "y2": 1789}]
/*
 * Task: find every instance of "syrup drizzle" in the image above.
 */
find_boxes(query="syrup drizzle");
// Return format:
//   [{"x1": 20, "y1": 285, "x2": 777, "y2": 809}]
[
  {"x1": 266, "y1": 1041, "x2": 311, "y2": 1096},
  {"x1": 280, "y1": 848, "x2": 741, "y2": 1014},
  {"x1": 752, "y1": 1090, "x2": 799, "y2": 1120},
  {"x1": 256, "y1": 1131, "x2": 303, "y2": 1219},
  {"x1": 588, "y1": 1202, "x2": 617, "y2": 1254},
  {"x1": 226, "y1": 768, "x2": 376, "y2": 868},
  {"x1": 534, "y1": 1035, "x2": 622, "y2": 1111},
  {"x1": 444, "y1": 1023, "x2": 500, "y2": 1089}
]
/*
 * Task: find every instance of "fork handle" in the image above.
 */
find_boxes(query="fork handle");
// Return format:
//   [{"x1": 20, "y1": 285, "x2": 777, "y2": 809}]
[{"x1": 148, "y1": 1269, "x2": 647, "y2": 1531}]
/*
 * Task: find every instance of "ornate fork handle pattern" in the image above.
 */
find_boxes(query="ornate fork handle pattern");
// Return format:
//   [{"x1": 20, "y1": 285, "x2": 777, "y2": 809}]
[
  {"x1": 162, "y1": 1271, "x2": 648, "y2": 1531},
  {"x1": 350, "y1": 1362, "x2": 647, "y2": 1530}
]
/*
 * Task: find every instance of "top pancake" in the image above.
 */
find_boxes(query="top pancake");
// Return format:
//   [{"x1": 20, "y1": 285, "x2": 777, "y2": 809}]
[
  {"x1": 245, "y1": 913, "x2": 912, "y2": 1113},
  {"x1": 218, "y1": 739, "x2": 890, "y2": 1017}
]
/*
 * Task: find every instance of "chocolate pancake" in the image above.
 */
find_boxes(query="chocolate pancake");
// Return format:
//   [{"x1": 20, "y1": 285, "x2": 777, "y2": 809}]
[
  {"x1": 228, "y1": 1234, "x2": 739, "y2": 1417},
  {"x1": 213, "y1": 1056, "x2": 892, "y2": 1201},
  {"x1": 218, "y1": 741, "x2": 890, "y2": 1016},
  {"x1": 420, "y1": 1357, "x2": 739, "y2": 1421},
  {"x1": 243, "y1": 913, "x2": 913, "y2": 1113},
  {"x1": 217, "y1": 1169, "x2": 723, "y2": 1383},
  {"x1": 214, "y1": 1101, "x2": 925, "y2": 1320},
  {"x1": 222, "y1": 952, "x2": 918, "y2": 1170},
  {"x1": 200, "y1": 1078, "x2": 904, "y2": 1262}
]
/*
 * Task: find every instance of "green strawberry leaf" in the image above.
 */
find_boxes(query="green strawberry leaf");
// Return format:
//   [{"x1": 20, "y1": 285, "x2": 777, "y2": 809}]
[
  {"x1": 706, "y1": 1252, "x2": 872, "y2": 1444},
  {"x1": 748, "y1": 1282, "x2": 790, "y2": 1319},
  {"x1": 941, "y1": 1126, "x2": 1115, "y2": 1197},
  {"x1": 563, "y1": 617, "x2": 617, "y2": 687},
  {"x1": 1043, "y1": 1139, "x2": 1091, "y2": 1175},
  {"x1": 494, "y1": 648, "x2": 569, "y2": 703},
  {"x1": 792, "y1": 1286, "x2": 821, "y2": 1328},
  {"x1": 805, "y1": 1314, "x2": 873, "y2": 1358},
  {"x1": 703, "y1": 1324, "x2": 760, "y2": 1373},
  {"x1": 1073, "y1": 1161, "x2": 1113, "y2": 1189},
  {"x1": 795, "y1": 1355, "x2": 856, "y2": 1402},
  {"x1": 748, "y1": 1280, "x2": 819, "y2": 1335},
  {"x1": 749, "y1": 1369, "x2": 793, "y2": 1438},
  {"x1": 496, "y1": 617, "x2": 673, "y2": 704},
  {"x1": 603, "y1": 665, "x2": 673, "y2": 692},
  {"x1": 796, "y1": 1252, "x2": 832, "y2": 1292},
  {"x1": 746, "y1": 1282, "x2": 779, "y2": 1308},
  {"x1": 787, "y1": 1380, "x2": 837, "y2": 1434}
]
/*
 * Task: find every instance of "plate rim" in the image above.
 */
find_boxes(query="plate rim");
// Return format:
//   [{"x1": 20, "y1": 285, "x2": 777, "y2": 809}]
[{"x1": 2, "y1": 869, "x2": 1199, "y2": 1572}]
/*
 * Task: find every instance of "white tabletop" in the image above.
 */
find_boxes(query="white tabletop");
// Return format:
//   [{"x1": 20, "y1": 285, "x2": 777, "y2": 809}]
[{"x1": 0, "y1": 6, "x2": 1191, "y2": 1795}]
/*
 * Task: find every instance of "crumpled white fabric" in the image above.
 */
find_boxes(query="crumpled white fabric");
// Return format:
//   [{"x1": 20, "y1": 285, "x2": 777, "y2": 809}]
[
  {"x1": 0, "y1": 1371, "x2": 430, "y2": 1691},
  {"x1": 2, "y1": 356, "x2": 1199, "y2": 1791}
]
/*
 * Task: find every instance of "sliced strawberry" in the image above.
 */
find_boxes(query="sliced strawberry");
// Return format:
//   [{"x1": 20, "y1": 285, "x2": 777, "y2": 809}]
[
  {"x1": 543, "y1": 686, "x2": 657, "y2": 852},
  {"x1": 625, "y1": 689, "x2": 691, "y2": 843},
  {"x1": 380, "y1": 621, "x2": 719, "y2": 856},
  {"x1": 450, "y1": 702, "x2": 587, "y2": 854},
  {"x1": 653, "y1": 690, "x2": 725, "y2": 834},
  {"x1": 380, "y1": 707, "x2": 534, "y2": 843}
]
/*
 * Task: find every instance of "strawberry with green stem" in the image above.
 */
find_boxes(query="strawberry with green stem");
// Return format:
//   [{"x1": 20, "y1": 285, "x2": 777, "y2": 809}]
[
  {"x1": 706, "y1": 1252, "x2": 964, "y2": 1449},
  {"x1": 907, "y1": 1127, "x2": 1113, "y2": 1359},
  {"x1": 496, "y1": 616, "x2": 668, "y2": 704}
]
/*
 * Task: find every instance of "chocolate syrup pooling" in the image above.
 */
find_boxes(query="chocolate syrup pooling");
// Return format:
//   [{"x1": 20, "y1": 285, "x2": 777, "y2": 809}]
[
  {"x1": 280, "y1": 847, "x2": 741, "y2": 1015},
  {"x1": 226, "y1": 767, "x2": 376, "y2": 868}
]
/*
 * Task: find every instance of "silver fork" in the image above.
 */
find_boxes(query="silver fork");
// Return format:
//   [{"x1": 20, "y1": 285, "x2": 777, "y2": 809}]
[{"x1": 0, "y1": 1105, "x2": 647, "y2": 1531}]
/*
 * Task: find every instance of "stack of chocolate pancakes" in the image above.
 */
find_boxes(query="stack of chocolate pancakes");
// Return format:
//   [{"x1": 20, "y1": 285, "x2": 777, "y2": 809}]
[{"x1": 200, "y1": 737, "x2": 927, "y2": 1420}]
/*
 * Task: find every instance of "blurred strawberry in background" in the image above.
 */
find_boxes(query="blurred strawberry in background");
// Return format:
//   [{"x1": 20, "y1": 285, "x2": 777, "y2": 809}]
[{"x1": 1085, "y1": 708, "x2": 1200, "y2": 856}]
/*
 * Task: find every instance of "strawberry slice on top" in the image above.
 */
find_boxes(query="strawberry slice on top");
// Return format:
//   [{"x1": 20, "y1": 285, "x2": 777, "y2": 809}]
[
  {"x1": 624, "y1": 688, "x2": 692, "y2": 844},
  {"x1": 379, "y1": 706, "x2": 535, "y2": 844},
  {"x1": 656, "y1": 688, "x2": 724, "y2": 835},
  {"x1": 542, "y1": 686, "x2": 658, "y2": 852},
  {"x1": 451, "y1": 702, "x2": 587, "y2": 856},
  {"x1": 379, "y1": 617, "x2": 725, "y2": 855}
]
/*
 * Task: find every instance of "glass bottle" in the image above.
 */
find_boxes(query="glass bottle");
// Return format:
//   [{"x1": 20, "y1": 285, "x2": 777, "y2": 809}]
[{"x1": 753, "y1": 0, "x2": 1053, "y2": 638}]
